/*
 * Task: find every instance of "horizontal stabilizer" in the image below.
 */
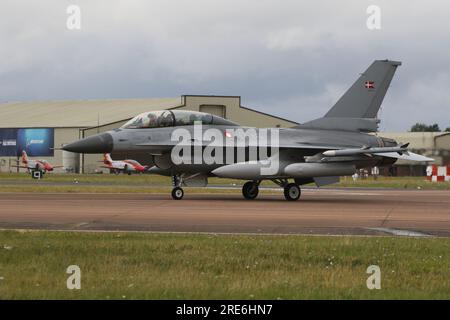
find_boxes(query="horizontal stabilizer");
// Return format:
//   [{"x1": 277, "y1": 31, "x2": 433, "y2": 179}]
[{"x1": 373, "y1": 152, "x2": 434, "y2": 162}]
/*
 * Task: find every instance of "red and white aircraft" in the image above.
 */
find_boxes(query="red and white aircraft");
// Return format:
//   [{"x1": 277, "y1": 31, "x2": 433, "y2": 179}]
[
  {"x1": 13, "y1": 150, "x2": 63, "y2": 178},
  {"x1": 101, "y1": 153, "x2": 148, "y2": 175}
]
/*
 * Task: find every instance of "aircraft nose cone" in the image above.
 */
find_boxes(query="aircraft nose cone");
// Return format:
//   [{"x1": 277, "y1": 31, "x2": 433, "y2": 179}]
[{"x1": 63, "y1": 133, "x2": 113, "y2": 153}]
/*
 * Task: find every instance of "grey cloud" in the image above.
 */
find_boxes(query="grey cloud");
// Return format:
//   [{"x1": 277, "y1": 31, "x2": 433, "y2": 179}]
[{"x1": 1, "y1": 0, "x2": 449, "y2": 130}]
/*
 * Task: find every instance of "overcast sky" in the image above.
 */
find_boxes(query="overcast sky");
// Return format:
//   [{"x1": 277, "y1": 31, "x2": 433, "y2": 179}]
[{"x1": 1, "y1": 0, "x2": 449, "y2": 131}]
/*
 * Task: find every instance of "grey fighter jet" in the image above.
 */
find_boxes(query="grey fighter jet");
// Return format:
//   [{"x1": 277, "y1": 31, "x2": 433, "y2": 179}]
[{"x1": 63, "y1": 60, "x2": 433, "y2": 200}]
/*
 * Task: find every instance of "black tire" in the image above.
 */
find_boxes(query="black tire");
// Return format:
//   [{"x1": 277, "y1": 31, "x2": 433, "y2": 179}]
[
  {"x1": 284, "y1": 183, "x2": 301, "y2": 201},
  {"x1": 242, "y1": 181, "x2": 259, "y2": 200},
  {"x1": 171, "y1": 187, "x2": 184, "y2": 200}
]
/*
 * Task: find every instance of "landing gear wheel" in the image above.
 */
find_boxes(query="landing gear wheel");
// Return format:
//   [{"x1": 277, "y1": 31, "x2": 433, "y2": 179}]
[
  {"x1": 284, "y1": 183, "x2": 301, "y2": 201},
  {"x1": 242, "y1": 181, "x2": 259, "y2": 200},
  {"x1": 171, "y1": 187, "x2": 184, "y2": 200}
]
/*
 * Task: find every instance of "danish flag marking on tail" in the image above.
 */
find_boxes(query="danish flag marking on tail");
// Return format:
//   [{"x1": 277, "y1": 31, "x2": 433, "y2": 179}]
[{"x1": 364, "y1": 81, "x2": 375, "y2": 89}]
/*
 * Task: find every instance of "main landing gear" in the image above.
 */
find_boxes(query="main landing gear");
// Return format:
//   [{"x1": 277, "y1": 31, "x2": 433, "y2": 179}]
[
  {"x1": 283, "y1": 183, "x2": 301, "y2": 201},
  {"x1": 242, "y1": 181, "x2": 260, "y2": 200},
  {"x1": 169, "y1": 174, "x2": 301, "y2": 201},
  {"x1": 241, "y1": 179, "x2": 301, "y2": 201}
]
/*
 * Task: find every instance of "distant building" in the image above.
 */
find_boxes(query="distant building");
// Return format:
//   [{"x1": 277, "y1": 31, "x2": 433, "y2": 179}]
[{"x1": 373, "y1": 132, "x2": 450, "y2": 176}]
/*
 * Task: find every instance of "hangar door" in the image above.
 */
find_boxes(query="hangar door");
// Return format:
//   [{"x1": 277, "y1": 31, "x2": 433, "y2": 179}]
[{"x1": 199, "y1": 105, "x2": 226, "y2": 118}]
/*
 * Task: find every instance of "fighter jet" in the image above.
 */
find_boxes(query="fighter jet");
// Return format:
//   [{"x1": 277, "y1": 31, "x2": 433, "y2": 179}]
[
  {"x1": 63, "y1": 60, "x2": 434, "y2": 200},
  {"x1": 100, "y1": 153, "x2": 148, "y2": 175},
  {"x1": 12, "y1": 150, "x2": 63, "y2": 178}
]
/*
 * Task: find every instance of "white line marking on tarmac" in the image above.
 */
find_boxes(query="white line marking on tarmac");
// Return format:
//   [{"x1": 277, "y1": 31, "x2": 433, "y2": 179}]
[
  {"x1": 367, "y1": 227, "x2": 431, "y2": 237},
  {"x1": 0, "y1": 228, "x2": 438, "y2": 238}
]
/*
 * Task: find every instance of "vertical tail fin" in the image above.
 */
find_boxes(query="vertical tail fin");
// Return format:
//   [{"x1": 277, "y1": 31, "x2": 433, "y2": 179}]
[
  {"x1": 297, "y1": 60, "x2": 401, "y2": 132},
  {"x1": 21, "y1": 150, "x2": 28, "y2": 164},
  {"x1": 325, "y1": 59, "x2": 401, "y2": 118},
  {"x1": 103, "y1": 153, "x2": 113, "y2": 164}
]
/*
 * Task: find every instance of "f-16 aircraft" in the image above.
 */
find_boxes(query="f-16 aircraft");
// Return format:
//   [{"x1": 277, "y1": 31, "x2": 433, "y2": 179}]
[
  {"x1": 13, "y1": 150, "x2": 63, "y2": 178},
  {"x1": 63, "y1": 60, "x2": 433, "y2": 200},
  {"x1": 100, "y1": 153, "x2": 148, "y2": 174}
]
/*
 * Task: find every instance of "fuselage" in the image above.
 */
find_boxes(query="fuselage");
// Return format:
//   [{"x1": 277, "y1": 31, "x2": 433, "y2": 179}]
[{"x1": 64, "y1": 125, "x2": 397, "y2": 177}]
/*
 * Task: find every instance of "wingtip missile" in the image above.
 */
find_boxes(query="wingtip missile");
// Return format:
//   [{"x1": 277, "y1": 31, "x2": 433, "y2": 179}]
[{"x1": 323, "y1": 144, "x2": 411, "y2": 157}]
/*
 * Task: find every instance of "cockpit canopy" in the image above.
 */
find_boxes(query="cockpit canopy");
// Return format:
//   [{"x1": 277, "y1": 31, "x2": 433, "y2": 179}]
[{"x1": 121, "y1": 110, "x2": 239, "y2": 129}]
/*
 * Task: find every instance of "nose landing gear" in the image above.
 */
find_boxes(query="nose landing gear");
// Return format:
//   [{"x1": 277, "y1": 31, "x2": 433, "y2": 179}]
[
  {"x1": 171, "y1": 175, "x2": 184, "y2": 200},
  {"x1": 171, "y1": 186, "x2": 184, "y2": 200}
]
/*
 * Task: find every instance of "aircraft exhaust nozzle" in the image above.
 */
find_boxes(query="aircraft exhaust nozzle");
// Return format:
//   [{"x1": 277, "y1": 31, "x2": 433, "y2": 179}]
[
  {"x1": 62, "y1": 133, "x2": 113, "y2": 154},
  {"x1": 283, "y1": 163, "x2": 356, "y2": 178}
]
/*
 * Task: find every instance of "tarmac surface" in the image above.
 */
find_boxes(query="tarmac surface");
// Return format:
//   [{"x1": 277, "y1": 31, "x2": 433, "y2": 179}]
[{"x1": 0, "y1": 189, "x2": 449, "y2": 236}]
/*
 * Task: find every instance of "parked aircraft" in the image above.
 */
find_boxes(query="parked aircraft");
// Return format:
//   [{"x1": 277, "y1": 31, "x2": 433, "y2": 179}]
[
  {"x1": 63, "y1": 60, "x2": 434, "y2": 200},
  {"x1": 100, "y1": 153, "x2": 148, "y2": 175},
  {"x1": 12, "y1": 150, "x2": 63, "y2": 178}
]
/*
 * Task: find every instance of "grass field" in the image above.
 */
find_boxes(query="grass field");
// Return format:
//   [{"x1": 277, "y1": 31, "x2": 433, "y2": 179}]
[
  {"x1": 0, "y1": 173, "x2": 449, "y2": 193},
  {"x1": 0, "y1": 230, "x2": 448, "y2": 299}
]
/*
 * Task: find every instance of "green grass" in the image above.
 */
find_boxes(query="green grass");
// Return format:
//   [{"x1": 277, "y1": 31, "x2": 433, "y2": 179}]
[
  {"x1": 0, "y1": 230, "x2": 448, "y2": 299},
  {"x1": 0, "y1": 172, "x2": 173, "y2": 185},
  {"x1": 337, "y1": 176, "x2": 450, "y2": 190},
  {"x1": 0, "y1": 173, "x2": 449, "y2": 193}
]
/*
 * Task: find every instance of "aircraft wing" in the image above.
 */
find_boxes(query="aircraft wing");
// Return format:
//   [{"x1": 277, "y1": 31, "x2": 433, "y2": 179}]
[
  {"x1": 10, "y1": 165, "x2": 28, "y2": 169},
  {"x1": 135, "y1": 140, "x2": 434, "y2": 163}
]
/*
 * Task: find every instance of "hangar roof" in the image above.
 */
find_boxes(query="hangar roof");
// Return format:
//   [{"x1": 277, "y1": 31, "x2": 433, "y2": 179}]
[
  {"x1": 0, "y1": 98, "x2": 182, "y2": 128},
  {"x1": 0, "y1": 95, "x2": 298, "y2": 129}
]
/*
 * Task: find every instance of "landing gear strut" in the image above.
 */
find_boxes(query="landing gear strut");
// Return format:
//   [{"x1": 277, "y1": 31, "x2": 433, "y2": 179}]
[{"x1": 242, "y1": 181, "x2": 260, "y2": 200}]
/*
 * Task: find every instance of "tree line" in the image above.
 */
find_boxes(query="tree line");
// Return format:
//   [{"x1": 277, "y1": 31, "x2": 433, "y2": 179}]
[{"x1": 410, "y1": 123, "x2": 450, "y2": 132}]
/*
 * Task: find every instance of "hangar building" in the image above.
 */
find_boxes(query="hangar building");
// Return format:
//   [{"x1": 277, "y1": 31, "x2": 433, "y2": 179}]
[
  {"x1": 374, "y1": 132, "x2": 450, "y2": 176},
  {"x1": 0, "y1": 95, "x2": 297, "y2": 173}
]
